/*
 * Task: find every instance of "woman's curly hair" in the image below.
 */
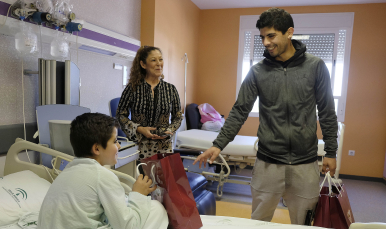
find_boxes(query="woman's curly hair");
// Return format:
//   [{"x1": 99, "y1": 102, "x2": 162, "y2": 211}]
[{"x1": 129, "y1": 46, "x2": 164, "y2": 90}]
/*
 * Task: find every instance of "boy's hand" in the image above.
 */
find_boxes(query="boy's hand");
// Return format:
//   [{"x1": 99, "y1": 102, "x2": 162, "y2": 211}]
[{"x1": 132, "y1": 174, "x2": 157, "y2": 196}]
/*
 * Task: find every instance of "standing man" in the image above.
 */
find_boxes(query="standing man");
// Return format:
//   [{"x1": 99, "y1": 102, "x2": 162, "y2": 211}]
[{"x1": 193, "y1": 8, "x2": 338, "y2": 225}]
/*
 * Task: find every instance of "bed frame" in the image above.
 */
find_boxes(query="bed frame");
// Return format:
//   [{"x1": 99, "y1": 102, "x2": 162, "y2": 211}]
[
  {"x1": 177, "y1": 103, "x2": 346, "y2": 197},
  {"x1": 4, "y1": 138, "x2": 136, "y2": 193}
]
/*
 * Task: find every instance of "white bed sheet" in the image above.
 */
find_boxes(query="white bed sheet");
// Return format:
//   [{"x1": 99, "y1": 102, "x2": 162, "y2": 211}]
[
  {"x1": 178, "y1": 130, "x2": 257, "y2": 156},
  {"x1": 0, "y1": 212, "x2": 38, "y2": 229},
  {"x1": 1, "y1": 214, "x2": 319, "y2": 229},
  {"x1": 200, "y1": 215, "x2": 320, "y2": 229},
  {"x1": 177, "y1": 129, "x2": 326, "y2": 157}
]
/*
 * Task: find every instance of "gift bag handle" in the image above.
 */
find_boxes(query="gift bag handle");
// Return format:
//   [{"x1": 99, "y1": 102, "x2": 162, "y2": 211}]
[
  {"x1": 136, "y1": 162, "x2": 157, "y2": 188},
  {"x1": 319, "y1": 171, "x2": 343, "y2": 197}
]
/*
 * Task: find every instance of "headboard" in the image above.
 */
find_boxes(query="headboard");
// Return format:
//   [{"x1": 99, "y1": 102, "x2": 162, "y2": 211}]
[{"x1": 4, "y1": 138, "x2": 135, "y2": 193}]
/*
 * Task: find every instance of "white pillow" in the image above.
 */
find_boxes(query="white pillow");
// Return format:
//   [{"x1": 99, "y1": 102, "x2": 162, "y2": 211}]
[{"x1": 0, "y1": 170, "x2": 51, "y2": 226}]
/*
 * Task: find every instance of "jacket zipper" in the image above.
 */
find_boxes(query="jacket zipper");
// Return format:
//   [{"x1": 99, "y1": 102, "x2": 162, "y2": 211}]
[{"x1": 284, "y1": 67, "x2": 292, "y2": 164}]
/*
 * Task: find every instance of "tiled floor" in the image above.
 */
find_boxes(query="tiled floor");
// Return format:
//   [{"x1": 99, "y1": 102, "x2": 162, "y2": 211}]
[
  {"x1": 206, "y1": 167, "x2": 386, "y2": 223},
  {"x1": 215, "y1": 201, "x2": 291, "y2": 224}
]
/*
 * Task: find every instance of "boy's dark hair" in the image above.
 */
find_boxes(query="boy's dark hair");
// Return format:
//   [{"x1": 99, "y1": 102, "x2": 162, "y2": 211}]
[
  {"x1": 256, "y1": 8, "x2": 294, "y2": 35},
  {"x1": 70, "y1": 113, "x2": 120, "y2": 158}
]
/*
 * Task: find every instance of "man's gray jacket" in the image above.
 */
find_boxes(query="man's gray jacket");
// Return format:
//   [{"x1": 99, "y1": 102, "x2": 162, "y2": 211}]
[{"x1": 213, "y1": 40, "x2": 338, "y2": 164}]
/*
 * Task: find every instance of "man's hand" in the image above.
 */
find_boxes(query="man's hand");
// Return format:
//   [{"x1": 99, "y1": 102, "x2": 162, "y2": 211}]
[
  {"x1": 193, "y1": 147, "x2": 221, "y2": 169},
  {"x1": 132, "y1": 174, "x2": 157, "y2": 196},
  {"x1": 322, "y1": 157, "x2": 337, "y2": 177}
]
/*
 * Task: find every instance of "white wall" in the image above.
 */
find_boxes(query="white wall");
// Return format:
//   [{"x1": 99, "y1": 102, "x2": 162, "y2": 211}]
[
  {"x1": 0, "y1": 0, "x2": 141, "y2": 125},
  {"x1": 0, "y1": 0, "x2": 141, "y2": 172}
]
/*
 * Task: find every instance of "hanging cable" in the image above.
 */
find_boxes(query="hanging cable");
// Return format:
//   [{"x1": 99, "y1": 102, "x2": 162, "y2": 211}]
[
  {"x1": 41, "y1": 165, "x2": 54, "y2": 182},
  {"x1": 0, "y1": 2, "x2": 14, "y2": 28},
  {"x1": 182, "y1": 53, "x2": 188, "y2": 115},
  {"x1": 21, "y1": 57, "x2": 32, "y2": 163}
]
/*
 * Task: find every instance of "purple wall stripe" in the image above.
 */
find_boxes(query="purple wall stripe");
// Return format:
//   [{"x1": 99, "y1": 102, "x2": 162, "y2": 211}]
[
  {"x1": 0, "y1": 1, "x2": 10, "y2": 16},
  {"x1": 77, "y1": 28, "x2": 140, "y2": 53},
  {"x1": 0, "y1": 1, "x2": 140, "y2": 53}
]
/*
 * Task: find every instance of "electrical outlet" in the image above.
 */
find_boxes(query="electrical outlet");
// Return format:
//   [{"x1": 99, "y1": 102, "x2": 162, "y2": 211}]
[{"x1": 348, "y1": 150, "x2": 355, "y2": 156}]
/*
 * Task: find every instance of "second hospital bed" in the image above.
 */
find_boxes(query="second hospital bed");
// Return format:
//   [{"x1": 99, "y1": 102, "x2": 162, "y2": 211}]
[{"x1": 176, "y1": 103, "x2": 345, "y2": 197}]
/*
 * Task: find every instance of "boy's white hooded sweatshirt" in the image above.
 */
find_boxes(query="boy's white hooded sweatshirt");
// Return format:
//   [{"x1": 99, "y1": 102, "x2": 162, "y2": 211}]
[{"x1": 38, "y1": 158, "x2": 153, "y2": 229}]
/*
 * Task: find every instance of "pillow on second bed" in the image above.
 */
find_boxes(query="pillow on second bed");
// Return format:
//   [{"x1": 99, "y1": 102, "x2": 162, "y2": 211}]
[{"x1": 0, "y1": 170, "x2": 51, "y2": 226}]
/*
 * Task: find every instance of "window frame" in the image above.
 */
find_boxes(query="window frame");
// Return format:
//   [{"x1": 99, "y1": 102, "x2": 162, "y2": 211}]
[{"x1": 236, "y1": 13, "x2": 354, "y2": 121}]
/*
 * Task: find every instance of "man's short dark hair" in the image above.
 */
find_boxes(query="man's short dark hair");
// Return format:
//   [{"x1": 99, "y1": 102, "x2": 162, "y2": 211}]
[
  {"x1": 256, "y1": 8, "x2": 294, "y2": 34},
  {"x1": 70, "y1": 113, "x2": 120, "y2": 158}
]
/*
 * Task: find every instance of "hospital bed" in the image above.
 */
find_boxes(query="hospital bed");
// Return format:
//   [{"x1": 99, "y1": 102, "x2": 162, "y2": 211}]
[
  {"x1": 1, "y1": 138, "x2": 381, "y2": 229},
  {"x1": 1, "y1": 138, "x2": 135, "y2": 229},
  {"x1": 176, "y1": 103, "x2": 345, "y2": 197}
]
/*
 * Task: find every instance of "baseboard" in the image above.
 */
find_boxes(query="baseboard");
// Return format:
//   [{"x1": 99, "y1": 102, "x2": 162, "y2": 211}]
[
  {"x1": 0, "y1": 122, "x2": 38, "y2": 155},
  {"x1": 383, "y1": 177, "x2": 386, "y2": 186},
  {"x1": 339, "y1": 174, "x2": 385, "y2": 183}
]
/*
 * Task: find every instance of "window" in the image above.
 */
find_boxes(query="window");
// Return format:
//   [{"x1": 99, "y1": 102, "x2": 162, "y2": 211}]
[{"x1": 237, "y1": 13, "x2": 354, "y2": 122}]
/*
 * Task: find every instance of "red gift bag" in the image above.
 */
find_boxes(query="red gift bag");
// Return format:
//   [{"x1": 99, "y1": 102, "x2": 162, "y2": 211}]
[
  {"x1": 141, "y1": 153, "x2": 203, "y2": 229},
  {"x1": 314, "y1": 172, "x2": 355, "y2": 229}
]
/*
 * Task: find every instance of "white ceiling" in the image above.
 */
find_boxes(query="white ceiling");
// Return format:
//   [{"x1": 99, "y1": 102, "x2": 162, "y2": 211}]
[{"x1": 191, "y1": 0, "x2": 386, "y2": 10}]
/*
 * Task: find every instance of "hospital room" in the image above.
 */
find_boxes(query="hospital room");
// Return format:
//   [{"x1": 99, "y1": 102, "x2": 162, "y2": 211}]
[{"x1": 0, "y1": 0, "x2": 385, "y2": 228}]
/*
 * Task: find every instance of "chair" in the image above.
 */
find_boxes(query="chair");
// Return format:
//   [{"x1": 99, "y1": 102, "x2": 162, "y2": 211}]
[
  {"x1": 109, "y1": 97, "x2": 129, "y2": 141},
  {"x1": 185, "y1": 103, "x2": 202, "y2": 130},
  {"x1": 185, "y1": 103, "x2": 224, "y2": 130},
  {"x1": 36, "y1": 104, "x2": 91, "y2": 168}
]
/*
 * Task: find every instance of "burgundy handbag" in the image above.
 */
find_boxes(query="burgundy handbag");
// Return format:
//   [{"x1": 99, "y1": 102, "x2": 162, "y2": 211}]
[
  {"x1": 140, "y1": 153, "x2": 203, "y2": 229},
  {"x1": 314, "y1": 172, "x2": 355, "y2": 229}
]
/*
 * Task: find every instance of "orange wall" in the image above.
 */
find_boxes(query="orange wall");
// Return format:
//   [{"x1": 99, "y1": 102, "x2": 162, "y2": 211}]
[
  {"x1": 140, "y1": 0, "x2": 155, "y2": 46},
  {"x1": 141, "y1": 0, "x2": 200, "y2": 111},
  {"x1": 195, "y1": 4, "x2": 386, "y2": 178}
]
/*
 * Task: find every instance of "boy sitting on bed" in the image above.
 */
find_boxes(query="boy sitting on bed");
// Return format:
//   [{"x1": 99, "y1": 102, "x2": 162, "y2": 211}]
[{"x1": 37, "y1": 113, "x2": 168, "y2": 229}]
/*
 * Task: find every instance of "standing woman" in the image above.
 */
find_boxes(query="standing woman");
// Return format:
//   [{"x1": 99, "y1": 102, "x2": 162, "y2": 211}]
[{"x1": 116, "y1": 46, "x2": 183, "y2": 159}]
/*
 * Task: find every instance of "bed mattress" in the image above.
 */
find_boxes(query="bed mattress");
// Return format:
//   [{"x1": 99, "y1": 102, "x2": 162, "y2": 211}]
[
  {"x1": 177, "y1": 129, "x2": 326, "y2": 157},
  {"x1": 200, "y1": 215, "x2": 320, "y2": 228},
  {"x1": 177, "y1": 129, "x2": 258, "y2": 157}
]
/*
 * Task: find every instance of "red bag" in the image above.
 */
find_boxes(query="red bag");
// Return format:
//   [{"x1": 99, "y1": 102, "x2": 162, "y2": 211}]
[
  {"x1": 314, "y1": 172, "x2": 355, "y2": 229},
  {"x1": 141, "y1": 153, "x2": 203, "y2": 229}
]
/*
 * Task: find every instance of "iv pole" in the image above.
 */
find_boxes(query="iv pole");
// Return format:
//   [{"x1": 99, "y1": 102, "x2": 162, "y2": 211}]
[
  {"x1": 172, "y1": 53, "x2": 188, "y2": 149},
  {"x1": 182, "y1": 53, "x2": 188, "y2": 117}
]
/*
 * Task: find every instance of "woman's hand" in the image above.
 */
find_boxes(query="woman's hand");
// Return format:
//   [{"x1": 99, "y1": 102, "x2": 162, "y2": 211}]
[
  {"x1": 137, "y1": 126, "x2": 157, "y2": 139},
  {"x1": 152, "y1": 131, "x2": 173, "y2": 140},
  {"x1": 132, "y1": 174, "x2": 157, "y2": 196},
  {"x1": 137, "y1": 127, "x2": 172, "y2": 140}
]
